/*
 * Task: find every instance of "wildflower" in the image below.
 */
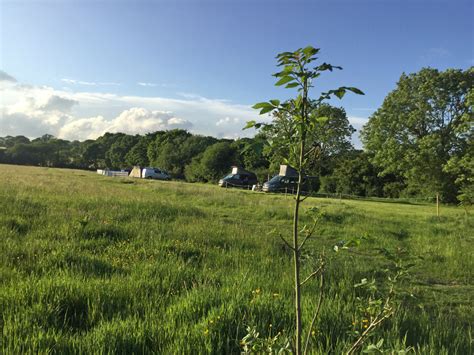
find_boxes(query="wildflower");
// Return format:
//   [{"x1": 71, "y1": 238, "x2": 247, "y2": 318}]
[
  {"x1": 363, "y1": 325, "x2": 368, "y2": 328},
  {"x1": 204, "y1": 329, "x2": 209, "y2": 336},
  {"x1": 311, "y1": 330, "x2": 316, "y2": 336},
  {"x1": 255, "y1": 288, "x2": 261, "y2": 294}
]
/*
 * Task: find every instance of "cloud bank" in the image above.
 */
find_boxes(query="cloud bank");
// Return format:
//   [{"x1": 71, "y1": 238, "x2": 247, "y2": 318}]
[
  {"x1": 0, "y1": 71, "x2": 365, "y2": 147},
  {"x1": 0, "y1": 71, "x2": 260, "y2": 141}
]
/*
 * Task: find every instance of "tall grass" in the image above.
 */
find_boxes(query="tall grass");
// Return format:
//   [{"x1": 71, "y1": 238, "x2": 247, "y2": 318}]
[{"x1": 0, "y1": 165, "x2": 472, "y2": 353}]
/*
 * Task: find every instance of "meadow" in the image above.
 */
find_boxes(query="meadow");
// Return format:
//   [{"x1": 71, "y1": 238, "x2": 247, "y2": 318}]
[{"x1": 0, "y1": 164, "x2": 472, "y2": 354}]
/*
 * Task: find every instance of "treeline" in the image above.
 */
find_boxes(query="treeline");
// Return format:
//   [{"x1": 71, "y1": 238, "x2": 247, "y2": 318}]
[
  {"x1": 0, "y1": 67, "x2": 472, "y2": 203},
  {"x1": 0, "y1": 128, "x2": 397, "y2": 196}
]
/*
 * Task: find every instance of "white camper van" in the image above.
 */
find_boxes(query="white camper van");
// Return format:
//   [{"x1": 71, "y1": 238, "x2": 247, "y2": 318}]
[{"x1": 141, "y1": 167, "x2": 171, "y2": 180}]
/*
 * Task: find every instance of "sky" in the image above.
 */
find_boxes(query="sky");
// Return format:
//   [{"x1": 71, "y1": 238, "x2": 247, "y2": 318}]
[{"x1": 0, "y1": 0, "x2": 473, "y2": 147}]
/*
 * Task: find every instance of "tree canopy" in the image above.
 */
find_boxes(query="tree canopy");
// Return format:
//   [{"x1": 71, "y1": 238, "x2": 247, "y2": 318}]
[
  {"x1": 261, "y1": 103, "x2": 355, "y2": 175},
  {"x1": 361, "y1": 67, "x2": 473, "y2": 202}
]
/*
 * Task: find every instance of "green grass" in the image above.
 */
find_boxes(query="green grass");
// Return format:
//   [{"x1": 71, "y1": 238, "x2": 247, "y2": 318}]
[{"x1": 0, "y1": 164, "x2": 472, "y2": 354}]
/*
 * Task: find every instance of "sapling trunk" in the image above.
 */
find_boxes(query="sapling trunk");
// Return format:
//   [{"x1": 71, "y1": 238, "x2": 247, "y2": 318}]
[
  {"x1": 294, "y1": 81, "x2": 308, "y2": 355},
  {"x1": 293, "y1": 140, "x2": 305, "y2": 354}
]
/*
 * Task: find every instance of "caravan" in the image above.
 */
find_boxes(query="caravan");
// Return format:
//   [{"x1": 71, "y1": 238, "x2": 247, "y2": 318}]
[{"x1": 129, "y1": 166, "x2": 171, "y2": 180}]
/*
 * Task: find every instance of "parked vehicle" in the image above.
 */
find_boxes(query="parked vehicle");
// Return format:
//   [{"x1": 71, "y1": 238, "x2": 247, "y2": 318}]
[
  {"x1": 263, "y1": 175, "x2": 299, "y2": 193},
  {"x1": 262, "y1": 175, "x2": 319, "y2": 193},
  {"x1": 141, "y1": 167, "x2": 171, "y2": 180},
  {"x1": 218, "y1": 167, "x2": 258, "y2": 188},
  {"x1": 262, "y1": 164, "x2": 318, "y2": 193}
]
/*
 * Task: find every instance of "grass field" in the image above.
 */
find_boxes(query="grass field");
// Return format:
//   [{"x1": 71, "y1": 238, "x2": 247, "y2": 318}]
[{"x1": 0, "y1": 164, "x2": 472, "y2": 354}]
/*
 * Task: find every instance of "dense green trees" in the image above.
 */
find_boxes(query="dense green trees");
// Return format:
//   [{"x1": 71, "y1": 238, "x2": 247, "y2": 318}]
[
  {"x1": 261, "y1": 104, "x2": 355, "y2": 176},
  {"x1": 82, "y1": 133, "x2": 126, "y2": 169},
  {"x1": 185, "y1": 141, "x2": 239, "y2": 182},
  {"x1": 0, "y1": 135, "x2": 77, "y2": 167},
  {"x1": 442, "y1": 90, "x2": 474, "y2": 206},
  {"x1": 124, "y1": 133, "x2": 156, "y2": 167},
  {"x1": 147, "y1": 129, "x2": 217, "y2": 178},
  {"x1": 361, "y1": 67, "x2": 473, "y2": 202},
  {"x1": 319, "y1": 151, "x2": 401, "y2": 197},
  {"x1": 106, "y1": 135, "x2": 140, "y2": 169}
]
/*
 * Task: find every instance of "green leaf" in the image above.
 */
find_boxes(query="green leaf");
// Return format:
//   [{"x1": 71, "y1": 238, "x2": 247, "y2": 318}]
[
  {"x1": 243, "y1": 121, "x2": 265, "y2": 130},
  {"x1": 252, "y1": 102, "x2": 272, "y2": 109},
  {"x1": 347, "y1": 87, "x2": 365, "y2": 95},
  {"x1": 259, "y1": 106, "x2": 274, "y2": 115},
  {"x1": 276, "y1": 51, "x2": 293, "y2": 58},
  {"x1": 275, "y1": 76, "x2": 294, "y2": 86},
  {"x1": 274, "y1": 66, "x2": 294, "y2": 77},
  {"x1": 316, "y1": 116, "x2": 329, "y2": 124},
  {"x1": 335, "y1": 89, "x2": 346, "y2": 99},
  {"x1": 302, "y1": 46, "x2": 319, "y2": 57},
  {"x1": 243, "y1": 121, "x2": 256, "y2": 130},
  {"x1": 269, "y1": 99, "x2": 280, "y2": 107},
  {"x1": 285, "y1": 82, "x2": 299, "y2": 88},
  {"x1": 294, "y1": 95, "x2": 302, "y2": 107}
]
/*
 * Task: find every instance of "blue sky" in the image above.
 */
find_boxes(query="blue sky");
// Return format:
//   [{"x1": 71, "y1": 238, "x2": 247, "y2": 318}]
[{"x1": 1, "y1": 0, "x2": 473, "y2": 144}]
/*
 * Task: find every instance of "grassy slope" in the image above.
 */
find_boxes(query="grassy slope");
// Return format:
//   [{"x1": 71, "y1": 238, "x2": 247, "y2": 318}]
[{"x1": 0, "y1": 164, "x2": 472, "y2": 354}]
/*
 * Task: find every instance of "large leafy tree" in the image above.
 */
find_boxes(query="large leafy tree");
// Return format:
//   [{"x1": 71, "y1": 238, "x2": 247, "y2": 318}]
[
  {"x1": 148, "y1": 129, "x2": 217, "y2": 178},
  {"x1": 82, "y1": 133, "x2": 126, "y2": 169},
  {"x1": 184, "y1": 141, "x2": 238, "y2": 182},
  {"x1": 124, "y1": 132, "x2": 163, "y2": 167},
  {"x1": 320, "y1": 150, "x2": 397, "y2": 197},
  {"x1": 262, "y1": 103, "x2": 355, "y2": 175},
  {"x1": 361, "y1": 67, "x2": 473, "y2": 202},
  {"x1": 0, "y1": 135, "x2": 30, "y2": 148},
  {"x1": 443, "y1": 90, "x2": 474, "y2": 206},
  {"x1": 105, "y1": 134, "x2": 140, "y2": 169}
]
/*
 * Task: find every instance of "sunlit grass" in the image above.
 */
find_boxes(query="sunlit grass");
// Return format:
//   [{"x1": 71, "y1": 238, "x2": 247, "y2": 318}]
[{"x1": 0, "y1": 164, "x2": 472, "y2": 353}]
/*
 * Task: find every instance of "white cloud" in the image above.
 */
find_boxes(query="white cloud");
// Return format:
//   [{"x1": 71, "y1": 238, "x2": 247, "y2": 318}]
[
  {"x1": 40, "y1": 95, "x2": 78, "y2": 112},
  {"x1": 216, "y1": 117, "x2": 241, "y2": 126},
  {"x1": 62, "y1": 78, "x2": 96, "y2": 86},
  {"x1": 348, "y1": 116, "x2": 369, "y2": 149},
  {"x1": 61, "y1": 78, "x2": 120, "y2": 86},
  {"x1": 0, "y1": 110, "x2": 62, "y2": 137},
  {"x1": 0, "y1": 71, "x2": 259, "y2": 141},
  {"x1": 348, "y1": 116, "x2": 368, "y2": 127},
  {"x1": 137, "y1": 82, "x2": 157, "y2": 87},
  {"x1": 92, "y1": 107, "x2": 191, "y2": 138}
]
